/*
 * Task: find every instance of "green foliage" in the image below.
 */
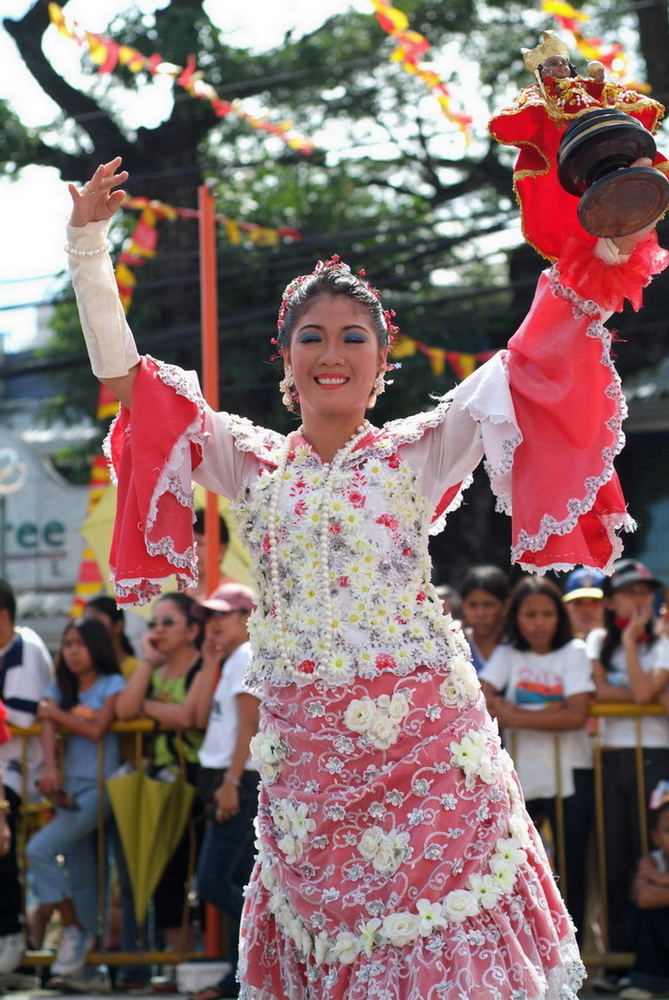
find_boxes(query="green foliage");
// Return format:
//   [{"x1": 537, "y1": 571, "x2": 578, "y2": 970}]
[{"x1": 0, "y1": 100, "x2": 39, "y2": 177}]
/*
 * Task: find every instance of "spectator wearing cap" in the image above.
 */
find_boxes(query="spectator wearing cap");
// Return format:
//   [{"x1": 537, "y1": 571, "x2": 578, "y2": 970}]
[
  {"x1": 562, "y1": 568, "x2": 605, "y2": 640},
  {"x1": 587, "y1": 558, "x2": 669, "y2": 960},
  {"x1": 189, "y1": 584, "x2": 260, "y2": 1000}
]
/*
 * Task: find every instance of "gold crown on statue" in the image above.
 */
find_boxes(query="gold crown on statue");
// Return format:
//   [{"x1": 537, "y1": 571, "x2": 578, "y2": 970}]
[{"x1": 521, "y1": 30, "x2": 571, "y2": 75}]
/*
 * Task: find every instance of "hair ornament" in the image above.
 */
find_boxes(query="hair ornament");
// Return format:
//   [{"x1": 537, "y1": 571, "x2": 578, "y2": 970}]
[{"x1": 276, "y1": 255, "x2": 398, "y2": 345}]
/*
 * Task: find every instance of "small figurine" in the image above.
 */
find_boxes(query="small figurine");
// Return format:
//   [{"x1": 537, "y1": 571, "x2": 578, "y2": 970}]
[{"x1": 489, "y1": 31, "x2": 669, "y2": 259}]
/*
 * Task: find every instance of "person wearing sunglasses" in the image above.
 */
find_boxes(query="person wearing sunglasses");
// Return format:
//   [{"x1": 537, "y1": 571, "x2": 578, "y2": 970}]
[{"x1": 115, "y1": 593, "x2": 205, "y2": 953}]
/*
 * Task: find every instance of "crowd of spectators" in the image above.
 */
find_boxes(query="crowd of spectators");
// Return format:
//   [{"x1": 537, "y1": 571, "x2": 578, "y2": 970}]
[{"x1": 1, "y1": 540, "x2": 669, "y2": 999}]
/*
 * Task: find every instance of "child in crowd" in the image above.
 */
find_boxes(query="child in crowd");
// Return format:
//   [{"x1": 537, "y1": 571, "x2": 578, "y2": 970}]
[
  {"x1": 25, "y1": 618, "x2": 125, "y2": 982},
  {"x1": 587, "y1": 558, "x2": 669, "y2": 959},
  {"x1": 480, "y1": 576, "x2": 594, "y2": 942},
  {"x1": 459, "y1": 565, "x2": 510, "y2": 673},
  {"x1": 617, "y1": 782, "x2": 669, "y2": 1000},
  {"x1": 561, "y1": 568, "x2": 606, "y2": 640}
]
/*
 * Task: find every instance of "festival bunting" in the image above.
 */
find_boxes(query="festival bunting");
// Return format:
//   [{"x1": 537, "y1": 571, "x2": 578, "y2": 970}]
[
  {"x1": 541, "y1": 0, "x2": 632, "y2": 81},
  {"x1": 115, "y1": 196, "x2": 301, "y2": 313},
  {"x1": 391, "y1": 332, "x2": 496, "y2": 378},
  {"x1": 369, "y1": 0, "x2": 473, "y2": 139},
  {"x1": 47, "y1": 3, "x2": 316, "y2": 154}
]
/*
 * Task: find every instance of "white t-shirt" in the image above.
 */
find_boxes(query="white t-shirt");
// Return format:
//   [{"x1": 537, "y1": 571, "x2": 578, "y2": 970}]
[
  {"x1": 0, "y1": 626, "x2": 55, "y2": 799},
  {"x1": 481, "y1": 639, "x2": 594, "y2": 800},
  {"x1": 198, "y1": 641, "x2": 260, "y2": 771},
  {"x1": 586, "y1": 629, "x2": 669, "y2": 748}
]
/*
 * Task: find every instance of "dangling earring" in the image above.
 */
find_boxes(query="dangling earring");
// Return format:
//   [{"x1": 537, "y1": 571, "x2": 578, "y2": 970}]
[
  {"x1": 367, "y1": 370, "x2": 386, "y2": 409},
  {"x1": 279, "y1": 364, "x2": 296, "y2": 411}
]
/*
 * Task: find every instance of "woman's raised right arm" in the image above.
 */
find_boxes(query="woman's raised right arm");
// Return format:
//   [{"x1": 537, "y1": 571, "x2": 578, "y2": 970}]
[{"x1": 67, "y1": 157, "x2": 140, "y2": 408}]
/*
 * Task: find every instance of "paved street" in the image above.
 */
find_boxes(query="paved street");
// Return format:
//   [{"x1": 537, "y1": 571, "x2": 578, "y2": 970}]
[{"x1": 3, "y1": 975, "x2": 666, "y2": 1000}]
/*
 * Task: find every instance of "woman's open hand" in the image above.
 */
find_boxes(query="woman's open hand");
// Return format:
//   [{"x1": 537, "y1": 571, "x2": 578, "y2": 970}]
[{"x1": 68, "y1": 156, "x2": 129, "y2": 227}]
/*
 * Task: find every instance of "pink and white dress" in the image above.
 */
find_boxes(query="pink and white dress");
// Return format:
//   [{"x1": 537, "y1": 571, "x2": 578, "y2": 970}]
[{"x1": 67, "y1": 222, "x2": 668, "y2": 1000}]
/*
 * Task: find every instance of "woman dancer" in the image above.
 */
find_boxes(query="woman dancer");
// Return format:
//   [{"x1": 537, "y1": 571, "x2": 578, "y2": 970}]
[{"x1": 64, "y1": 156, "x2": 667, "y2": 1000}]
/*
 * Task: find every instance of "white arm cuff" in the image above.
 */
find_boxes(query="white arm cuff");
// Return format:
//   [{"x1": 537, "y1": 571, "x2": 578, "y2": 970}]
[{"x1": 66, "y1": 220, "x2": 141, "y2": 379}]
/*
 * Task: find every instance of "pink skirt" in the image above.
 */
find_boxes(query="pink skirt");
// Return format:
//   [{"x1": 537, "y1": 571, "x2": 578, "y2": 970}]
[{"x1": 238, "y1": 665, "x2": 584, "y2": 1000}]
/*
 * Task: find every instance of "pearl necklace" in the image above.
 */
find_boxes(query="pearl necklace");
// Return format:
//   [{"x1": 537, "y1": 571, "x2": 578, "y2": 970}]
[{"x1": 267, "y1": 420, "x2": 371, "y2": 674}]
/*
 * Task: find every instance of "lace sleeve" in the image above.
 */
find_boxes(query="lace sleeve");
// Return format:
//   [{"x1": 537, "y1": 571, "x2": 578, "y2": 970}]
[{"x1": 396, "y1": 352, "x2": 520, "y2": 535}]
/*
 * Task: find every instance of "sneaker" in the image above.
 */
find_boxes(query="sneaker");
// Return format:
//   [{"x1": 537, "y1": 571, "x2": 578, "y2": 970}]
[
  {"x1": 51, "y1": 926, "x2": 95, "y2": 978},
  {"x1": 0, "y1": 931, "x2": 25, "y2": 974}
]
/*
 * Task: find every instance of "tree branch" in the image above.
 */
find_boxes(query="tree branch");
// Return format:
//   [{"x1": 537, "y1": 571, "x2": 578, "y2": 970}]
[{"x1": 3, "y1": 2, "x2": 135, "y2": 167}]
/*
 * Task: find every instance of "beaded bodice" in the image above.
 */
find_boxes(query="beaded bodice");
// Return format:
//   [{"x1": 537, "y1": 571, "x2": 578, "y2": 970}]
[{"x1": 230, "y1": 424, "x2": 464, "y2": 688}]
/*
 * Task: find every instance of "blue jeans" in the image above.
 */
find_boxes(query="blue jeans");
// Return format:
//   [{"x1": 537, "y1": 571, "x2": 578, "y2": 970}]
[
  {"x1": 195, "y1": 772, "x2": 259, "y2": 974},
  {"x1": 25, "y1": 777, "x2": 105, "y2": 937}
]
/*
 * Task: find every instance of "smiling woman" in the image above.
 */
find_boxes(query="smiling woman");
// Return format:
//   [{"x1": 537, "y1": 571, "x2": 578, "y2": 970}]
[{"x1": 62, "y1": 155, "x2": 669, "y2": 1000}]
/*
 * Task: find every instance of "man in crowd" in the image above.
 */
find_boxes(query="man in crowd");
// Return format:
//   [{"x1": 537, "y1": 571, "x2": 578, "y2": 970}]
[
  {"x1": 0, "y1": 580, "x2": 55, "y2": 975},
  {"x1": 191, "y1": 583, "x2": 260, "y2": 1000}
]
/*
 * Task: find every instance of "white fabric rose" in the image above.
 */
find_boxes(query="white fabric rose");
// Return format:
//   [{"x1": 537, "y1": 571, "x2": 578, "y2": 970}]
[
  {"x1": 381, "y1": 911, "x2": 420, "y2": 947},
  {"x1": 332, "y1": 931, "x2": 360, "y2": 965},
  {"x1": 367, "y1": 714, "x2": 398, "y2": 750},
  {"x1": 442, "y1": 889, "x2": 479, "y2": 923},
  {"x1": 344, "y1": 697, "x2": 377, "y2": 733},
  {"x1": 358, "y1": 826, "x2": 383, "y2": 860}
]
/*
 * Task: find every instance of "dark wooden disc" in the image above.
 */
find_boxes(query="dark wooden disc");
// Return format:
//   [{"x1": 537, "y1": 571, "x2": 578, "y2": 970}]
[
  {"x1": 558, "y1": 110, "x2": 657, "y2": 196},
  {"x1": 577, "y1": 166, "x2": 669, "y2": 237}
]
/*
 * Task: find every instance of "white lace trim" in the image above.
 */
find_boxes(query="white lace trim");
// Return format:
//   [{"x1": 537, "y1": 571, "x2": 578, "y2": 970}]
[
  {"x1": 382, "y1": 393, "x2": 455, "y2": 446},
  {"x1": 509, "y1": 268, "x2": 632, "y2": 569},
  {"x1": 219, "y1": 412, "x2": 286, "y2": 464}
]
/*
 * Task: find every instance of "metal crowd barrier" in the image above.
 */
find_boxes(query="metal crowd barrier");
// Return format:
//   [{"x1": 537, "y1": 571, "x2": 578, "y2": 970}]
[{"x1": 7, "y1": 707, "x2": 667, "y2": 973}]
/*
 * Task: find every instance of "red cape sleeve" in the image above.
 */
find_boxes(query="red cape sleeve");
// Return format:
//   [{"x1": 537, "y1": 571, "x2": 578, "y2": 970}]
[
  {"x1": 105, "y1": 357, "x2": 206, "y2": 605},
  {"x1": 506, "y1": 236, "x2": 668, "y2": 572}
]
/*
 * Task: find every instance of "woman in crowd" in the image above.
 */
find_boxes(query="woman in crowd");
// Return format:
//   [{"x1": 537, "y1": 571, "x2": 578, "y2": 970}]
[
  {"x1": 63, "y1": 155, "x2": 668, "y2": 1000},
  {"x1": 26, "y1": 618, "x2": 124, "y2": 981},
  {"x1": 459, "y1": 564, "x2": 510, "y2": 673},
  {"x1": 115, "y1": 592, "x2": 204, "y2": 952},
  {"x1": 480, "y1": 577, "x2": 594, "y2": 943}
]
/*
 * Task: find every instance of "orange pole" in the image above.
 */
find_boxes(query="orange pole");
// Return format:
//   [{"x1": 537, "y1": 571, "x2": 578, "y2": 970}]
[
  {"x1": 198, "y1": 182, "x2": 221, "y2": 599},
  {"x1": 198, "y1": 183, "x2": 223, "y2": 957}
]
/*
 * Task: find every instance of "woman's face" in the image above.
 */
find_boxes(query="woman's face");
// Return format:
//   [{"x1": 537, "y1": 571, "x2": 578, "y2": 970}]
[
  {"x1": 147, "y1": 598, "x2": 198, "y2": 656},
  {"x1": 516, "y1": 592, "x2": 559, "y2": 654},
  {"x1": 61, "y1": 627, "x2": 94, "y2": 675},
  {"x1": 461, "y1": 588, "x2": 506, "y2": 638},
  {"x1": 284, "y1": 294, "x2": 387, "y2": 424}
]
